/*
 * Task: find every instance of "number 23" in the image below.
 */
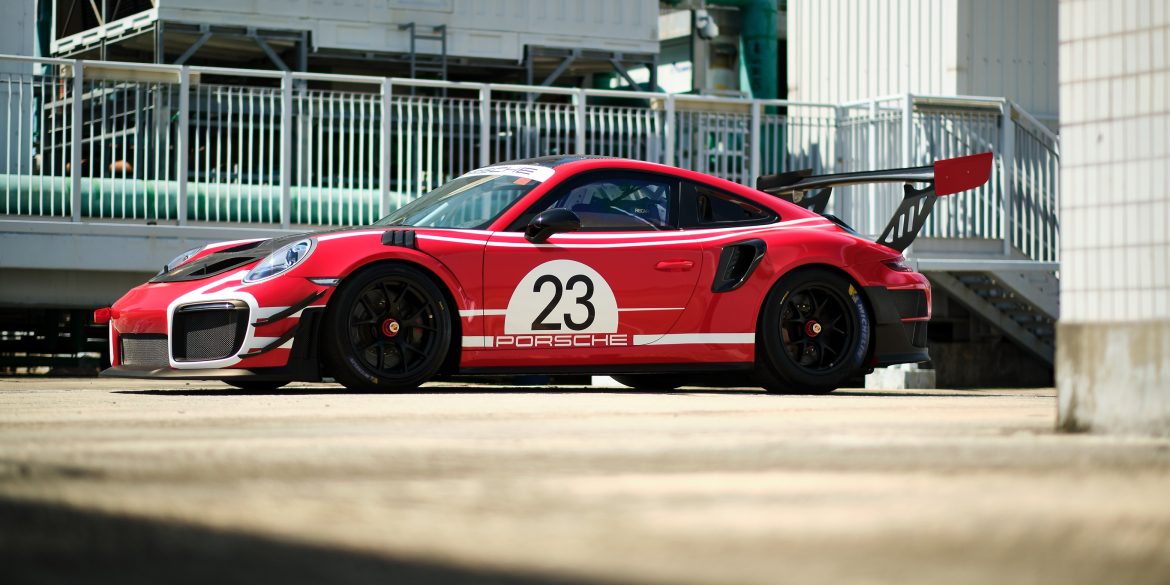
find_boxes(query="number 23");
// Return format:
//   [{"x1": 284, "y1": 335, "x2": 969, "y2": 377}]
[{"x1": 531, "y1": 274, "x2": 596, "y2": 331}]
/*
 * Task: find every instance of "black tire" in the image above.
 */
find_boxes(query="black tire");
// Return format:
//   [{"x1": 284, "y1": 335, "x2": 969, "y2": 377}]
[
  {"x1": 611, "y1": 374, "x2": 683, "y2": 391},
  {"x1": 224, "y1": 380, "x2": 288, "y2": 392},
  {"x1": 322, "y1": 263, "x2": 453, "y2": 392},
  {"x1": 756, "y1": 268, "x2": 870, "y2": 394}
]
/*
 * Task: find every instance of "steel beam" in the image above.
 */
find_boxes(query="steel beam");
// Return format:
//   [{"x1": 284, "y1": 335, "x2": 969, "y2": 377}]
[{"x1": 174, "y1": 27, "x2": 212, "y2": 65}]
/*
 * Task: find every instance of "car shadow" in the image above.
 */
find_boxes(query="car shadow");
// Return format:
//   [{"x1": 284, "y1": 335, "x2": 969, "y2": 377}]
[
  {"x1": 113, "y1": 385, "x2": 770, "y2": 397},
  {"x1": 110, "y1": 386, "x2": 1017, "y2": 398},
  {"x1": 0, "y1": 496, "x2": 599, "y2": 585}
]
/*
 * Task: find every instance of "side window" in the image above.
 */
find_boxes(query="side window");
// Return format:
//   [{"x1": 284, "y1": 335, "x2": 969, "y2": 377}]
[
  {"x1": 684, "y1": 183, "x2": 776, "y2": 228},
  {"x1": 536, "y1": 176, "x2": 674, "y2": 231}
]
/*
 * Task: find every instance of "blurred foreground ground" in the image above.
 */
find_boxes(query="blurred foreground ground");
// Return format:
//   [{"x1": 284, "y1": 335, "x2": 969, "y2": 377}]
[{"x1": 1, "y1": 378, "x2": 1168, "y2": 585}]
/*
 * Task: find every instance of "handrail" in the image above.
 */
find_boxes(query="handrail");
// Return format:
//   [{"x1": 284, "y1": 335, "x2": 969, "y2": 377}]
[{"x1": 0, "y1": 53, "x2": 1059, "y2": 264}]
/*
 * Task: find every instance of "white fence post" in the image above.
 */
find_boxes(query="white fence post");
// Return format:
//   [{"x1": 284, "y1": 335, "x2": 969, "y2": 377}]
[
  {"x1": 381, "y1": 78, "x2": 392, "y2": 217},
  {"x1": 831, "y1": 104, "x2": 850, "y2": 225},
  {"x1": 280, "y1": 71, "x2": 292, "y2": 229},
  {"x1": 1000, "y1": 101, "x2": 1016, "y2": 256},
  {"x1": 575, "y1": 88, "x2": 587, "y2": 155},
  {"x1": 749, "y1": 100, "x2": 761, "y2": 185},
  {"x1": 901, "y1": 93, "x2": 914, "y2": 167},
  {"x1": 901, "y1": 93, "x2": 915, "y2": 257},
  {"x1": 664, "y1": 94, "x2": 675, "y2": 167},
  {"x1": 177, "y1": 65, "x2": 190, "y2": 226},
  {"x1": 479, "y1": 86, "x2": 491, "y2": 167},
  {"x1": 70, "y1": 60, "x2": 83, "y2": 222}
]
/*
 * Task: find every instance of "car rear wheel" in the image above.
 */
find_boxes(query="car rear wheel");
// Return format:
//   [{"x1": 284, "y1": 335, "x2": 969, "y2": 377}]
[
  {"x1": 756, "y1": 268, "x2": 870, "y2": 394},
  {"x1": 323, "y1": 264, "x2": 452, "y2": 392}
]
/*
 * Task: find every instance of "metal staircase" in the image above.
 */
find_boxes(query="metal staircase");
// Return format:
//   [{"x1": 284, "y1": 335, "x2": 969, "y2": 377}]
[
  {"x1": 926, "y1": 270, "x2": 1057, "y2": 363},
  {"x1": 914, "y1": 239, "x2": 1059, "y2": 365}
]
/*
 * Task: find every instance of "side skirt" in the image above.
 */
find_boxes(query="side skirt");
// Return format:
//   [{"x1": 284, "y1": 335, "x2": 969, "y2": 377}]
[{"x1": 458, "y1": 362, "x2": 754, "y2": 376}]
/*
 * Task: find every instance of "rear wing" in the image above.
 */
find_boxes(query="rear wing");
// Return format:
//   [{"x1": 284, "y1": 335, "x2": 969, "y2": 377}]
[{"x1": 756, "y1": 152, "x2": 993, "y2": 252}]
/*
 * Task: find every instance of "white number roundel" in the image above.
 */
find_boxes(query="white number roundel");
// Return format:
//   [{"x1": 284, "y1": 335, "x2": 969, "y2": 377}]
[{"x1": 504, "y1": 260, "x2": 618, "y2": 334}]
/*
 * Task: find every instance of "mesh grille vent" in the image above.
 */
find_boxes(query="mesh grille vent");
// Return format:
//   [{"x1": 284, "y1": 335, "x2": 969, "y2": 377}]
[
  {"x1": 121, "y1": 335, "x2": 169, "y2": 368},
  {"x1": 173, "y1": 303, "x2": 249, "y2": 361}
]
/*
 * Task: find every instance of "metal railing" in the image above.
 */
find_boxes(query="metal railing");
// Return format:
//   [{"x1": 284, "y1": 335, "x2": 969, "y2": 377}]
[{"x1": 0, "y1": 54, "x2": 1059, "y2": 262}]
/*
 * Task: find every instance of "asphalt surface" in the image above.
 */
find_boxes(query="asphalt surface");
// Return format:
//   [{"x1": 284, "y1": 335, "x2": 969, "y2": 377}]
[{"x1": 1, "y1": 378, "x2": 1169, "y2": 585}]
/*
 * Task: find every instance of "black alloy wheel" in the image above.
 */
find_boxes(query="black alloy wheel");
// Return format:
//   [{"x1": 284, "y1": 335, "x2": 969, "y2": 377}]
[
  {"x1": 323, "y1": 264, "x2": 452, "y2": 391},
  {"x1": 756, "y1": 268, "x2": 870, "y2": 394}
]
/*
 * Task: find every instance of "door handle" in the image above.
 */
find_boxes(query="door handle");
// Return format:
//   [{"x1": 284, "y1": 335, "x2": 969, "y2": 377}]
[{"x1": 655, "y1": 259, "x2": 695, "y2": 272}]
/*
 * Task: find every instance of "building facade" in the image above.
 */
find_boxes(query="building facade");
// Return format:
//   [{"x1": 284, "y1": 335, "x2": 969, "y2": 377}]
[
  {"x1": 1058, "y1": 0, "x2": 1170, "y2": 434},
  {"x1": 788, "y1": 0, "x2": 1058, "y2": 121}
]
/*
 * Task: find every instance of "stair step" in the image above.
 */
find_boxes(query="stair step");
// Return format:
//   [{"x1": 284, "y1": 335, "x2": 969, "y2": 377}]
[{"x1": 958, "y1": 276, "x2": 994, "y2": 285}]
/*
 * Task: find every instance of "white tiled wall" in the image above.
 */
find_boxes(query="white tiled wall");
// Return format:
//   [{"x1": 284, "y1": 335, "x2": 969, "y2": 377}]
[{"x1": 1060, "y1": 0, "x2": 1170, "y2": 323}]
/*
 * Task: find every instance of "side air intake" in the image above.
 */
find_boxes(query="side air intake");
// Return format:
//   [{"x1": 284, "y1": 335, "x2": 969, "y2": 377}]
[{"x1": 712, "y1": 239, "x2": 767, "y2": 293}]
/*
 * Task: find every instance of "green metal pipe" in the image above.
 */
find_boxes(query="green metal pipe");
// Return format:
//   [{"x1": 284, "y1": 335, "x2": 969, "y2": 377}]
[
  {"x1": 707, "y1": 0, "x2": 780, "y2": 99},
  {"x1": 1, "y1": 174, "x2": 384, "y2": 225}
]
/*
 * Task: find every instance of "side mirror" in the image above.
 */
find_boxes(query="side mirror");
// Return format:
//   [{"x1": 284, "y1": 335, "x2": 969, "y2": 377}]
[{"x1": 525, "y1": 208, "x2": 581, "y2": 243}]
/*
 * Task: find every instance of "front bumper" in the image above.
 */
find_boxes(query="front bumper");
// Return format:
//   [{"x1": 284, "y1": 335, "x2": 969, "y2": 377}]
[
  {"x1": 105, "y1": 268, "x2": 330, "y2": 380},
  {"x1": 103, "y1": 307, "x2": 325, "y2": 381}
]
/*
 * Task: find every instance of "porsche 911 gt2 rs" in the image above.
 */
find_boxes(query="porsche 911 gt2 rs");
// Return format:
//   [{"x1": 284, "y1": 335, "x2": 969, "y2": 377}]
[{"x1": 96, "y1": 153, "x2": 992, "y2": 393}]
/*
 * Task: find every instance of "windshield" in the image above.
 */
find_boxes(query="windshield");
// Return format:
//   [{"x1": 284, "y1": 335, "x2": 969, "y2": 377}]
[{"x1": 375, "y1": 172, "x2": 544, "y2": 229}]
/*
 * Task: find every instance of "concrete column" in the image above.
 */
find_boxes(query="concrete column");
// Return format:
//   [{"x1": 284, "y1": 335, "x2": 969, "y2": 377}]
[{"x1": 1056, "y1": 0, "x2": 1170, "y2": 435}]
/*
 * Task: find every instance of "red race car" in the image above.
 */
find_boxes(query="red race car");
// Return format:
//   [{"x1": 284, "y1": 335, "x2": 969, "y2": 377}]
[{"x1": 97, "y1": 153, "x2": 992, "y2": 393}]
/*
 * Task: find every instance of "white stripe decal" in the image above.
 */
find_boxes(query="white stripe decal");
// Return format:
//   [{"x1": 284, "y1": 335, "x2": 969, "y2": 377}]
[
  {"x1": 246, "y1": 337, "x2": 295, "y2": 351},
  {"x1": 632, "y1": 333, "x2": 755, "y2": 345},
  {"x1": 488, "y1": 217, "x2": 827, "y2": 239},
  {"x1": 202, "y1": 238, "x2": 267, "y2": 251},
  {"x1": 460, "y1": 165, "x2": 555, "y2": 182},
  {"x1": 461, "y1": 307, "x2": 680, "y2": 317},
  {"x1": 316, "y1": 230, "x2": 387, "y2": 242},
  {"x1": 460, "y1": 334, "x2": 753, "y2": 346},
  {"x1": 310, "y1": 219, "x2": 829, "y2": 247},
  {"x1": 418, "y1": 223, "x2": 834, "y2": 249},
  {"x1": 460, "y1": 333, "x2": 753, "y2": 348},
  {"x1": 256, "y1": 306, "x2": 299, "y2": 319},
  {"x1": 458, "y1": 309, "x2": 507, "y2": 318}
]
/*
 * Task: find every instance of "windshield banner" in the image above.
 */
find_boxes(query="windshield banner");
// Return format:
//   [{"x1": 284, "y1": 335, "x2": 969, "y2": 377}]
[{"x1": 461, "y1": 165, "x2": 555, "y2": 183}]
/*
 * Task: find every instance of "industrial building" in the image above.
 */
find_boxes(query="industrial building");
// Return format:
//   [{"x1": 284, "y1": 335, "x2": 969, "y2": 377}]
[{"x1": 2, "y1": 0, "x2": 1060, "y2": 390}]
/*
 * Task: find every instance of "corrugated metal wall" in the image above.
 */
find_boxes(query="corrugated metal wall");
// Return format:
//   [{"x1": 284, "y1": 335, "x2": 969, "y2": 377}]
[
  {"x1": 788, "y1": 0, "x2": 1057, "y2": 118},
  {"x1": 158, "y1": 0, "x2": 659, "y2": 61},
  {"x1": 957, "y1": 0, "x2": 1058, "y2": 117}
]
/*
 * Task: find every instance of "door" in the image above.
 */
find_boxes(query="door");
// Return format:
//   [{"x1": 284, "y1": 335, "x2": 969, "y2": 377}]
[{"x1": 480, "y1": 172, "x2": 703, "y2": 352}]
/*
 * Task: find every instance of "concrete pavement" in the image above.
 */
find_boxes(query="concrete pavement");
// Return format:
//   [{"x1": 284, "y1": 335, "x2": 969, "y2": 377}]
[{"x1": 1, "y1": 378, "x2": 1168, "y2": 584}]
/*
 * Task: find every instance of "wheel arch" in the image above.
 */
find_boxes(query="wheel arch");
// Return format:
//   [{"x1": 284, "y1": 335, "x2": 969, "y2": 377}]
[
  {"x1": 755, "y1": 262, "x2": 878, "y2": 358},
  {"x1": 325, "y1": 258, "x2": 464, "y2": 376}
]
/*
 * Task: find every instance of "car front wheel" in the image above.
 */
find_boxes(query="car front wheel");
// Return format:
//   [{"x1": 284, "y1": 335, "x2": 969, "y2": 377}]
[
  {"x1": 756, "y1": 268, "x2": 870, "y2": 394},
  {"x1": 322, "y1": 264, "x2": 452, "y2": 392}
]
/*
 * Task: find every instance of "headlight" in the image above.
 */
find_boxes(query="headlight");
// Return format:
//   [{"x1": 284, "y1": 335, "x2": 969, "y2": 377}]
[
  {"x1": 244, "y1": 238, "x2": 315, "y2": 283},
  {"x1": 159, "y1": 246, "x2": 203, "y2": 275}
]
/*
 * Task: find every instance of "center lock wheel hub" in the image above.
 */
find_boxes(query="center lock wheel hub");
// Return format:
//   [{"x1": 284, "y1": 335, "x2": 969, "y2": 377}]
[
  {"x1": 381, "y1": 318, "x2": 401, "y2": 338},
  {"x1": 804, "y1": 320, "x2": 822, "y2": 338}
]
